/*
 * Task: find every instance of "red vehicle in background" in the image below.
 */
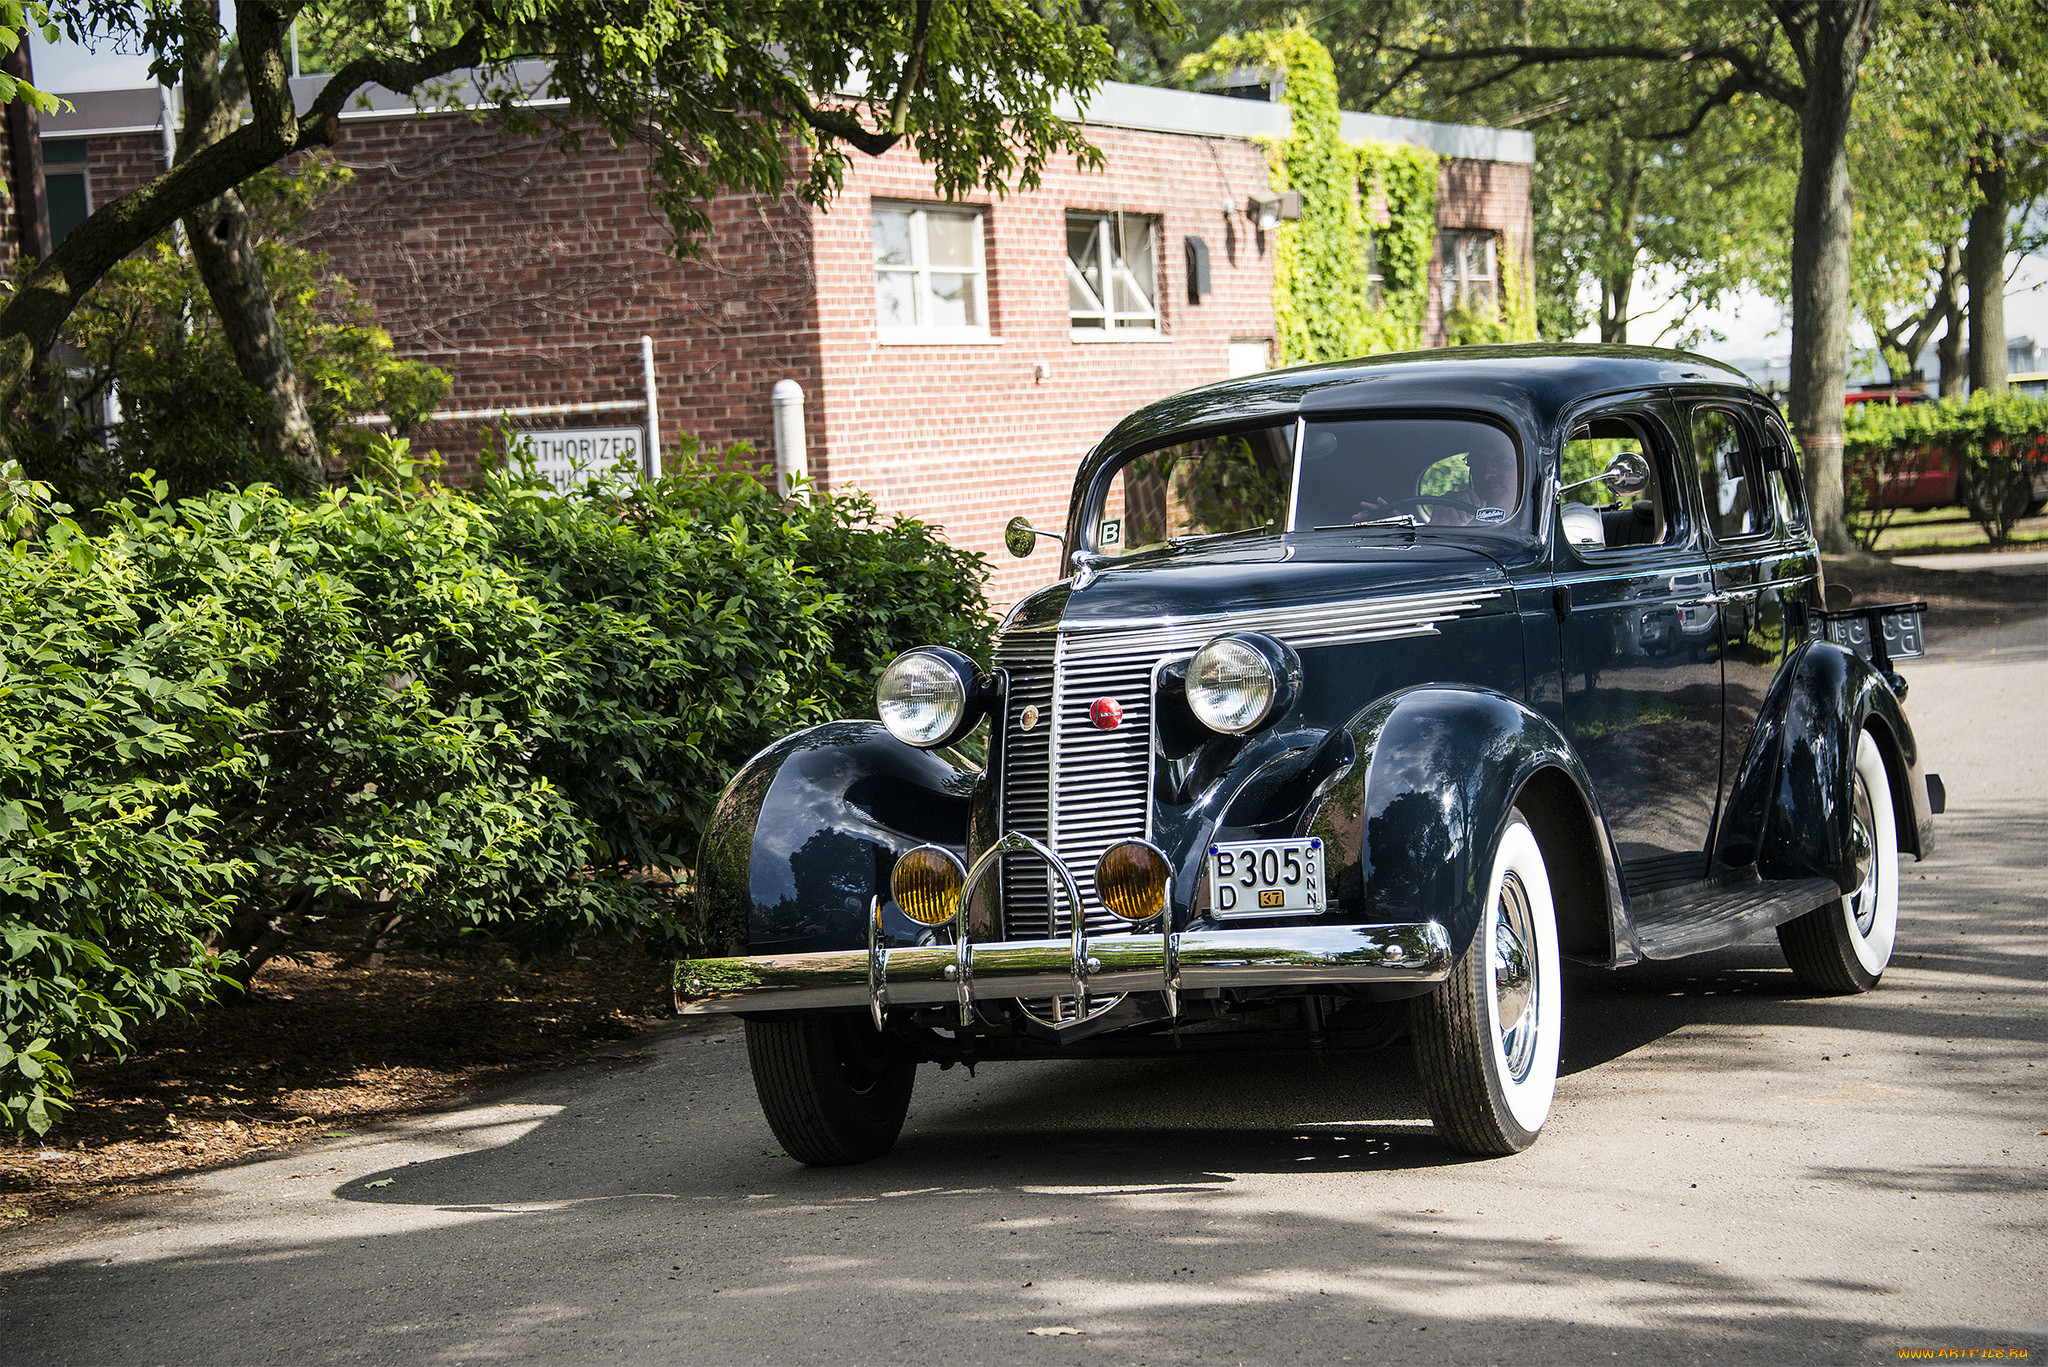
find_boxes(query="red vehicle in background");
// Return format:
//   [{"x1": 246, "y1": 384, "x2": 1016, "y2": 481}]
[{"x1": 1842, "y1": 385, "x2": 2048, "y2": 518}]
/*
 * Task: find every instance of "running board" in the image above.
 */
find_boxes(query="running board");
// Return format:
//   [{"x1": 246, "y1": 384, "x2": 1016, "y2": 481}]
[{"x1": 1630, "y1": 874, "x2": 1843, "y2": 961}]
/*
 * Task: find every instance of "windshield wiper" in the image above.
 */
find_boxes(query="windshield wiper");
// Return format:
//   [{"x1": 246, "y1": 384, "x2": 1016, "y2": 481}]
[{"x1": 1312, "y1": 515, "x2": 1416, "y2": 530}]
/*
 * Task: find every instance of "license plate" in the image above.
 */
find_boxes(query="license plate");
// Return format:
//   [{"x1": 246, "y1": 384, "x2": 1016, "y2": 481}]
[
  {"x1": 1824, "y1": 609, "x2": 1924, "y2": 661},
  {"x1": 1207, "y1": 837, "x2": 1324, "y2": 918}
]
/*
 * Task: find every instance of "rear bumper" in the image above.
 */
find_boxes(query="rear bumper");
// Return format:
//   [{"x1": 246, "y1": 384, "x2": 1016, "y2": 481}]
[{"x1": 676, "y1": 919, "x2": 1454, "y2": 1019}]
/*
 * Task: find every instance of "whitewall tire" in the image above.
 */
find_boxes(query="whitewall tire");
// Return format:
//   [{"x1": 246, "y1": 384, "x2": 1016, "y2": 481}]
[
  {"x1": 1778, "y1": 729, "x2": 1899, "y2": 994},
  {"x1": 1412, "y1": 809, "x2": 1563, "y2": 1155}
]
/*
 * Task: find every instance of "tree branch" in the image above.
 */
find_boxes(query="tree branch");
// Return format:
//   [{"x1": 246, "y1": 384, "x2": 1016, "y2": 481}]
[
  {"x1": 890, "y1": 0, "x2": 934, "y2": 137},
  {"x1": 798, "y1": 101, "x2": 901, "y2": 158}
]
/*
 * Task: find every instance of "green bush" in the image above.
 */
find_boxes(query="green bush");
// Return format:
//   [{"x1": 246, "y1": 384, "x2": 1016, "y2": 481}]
[
  {"x1": 0, "y1": 461, "x2": 993, "y2": 1133},
  {"x1": 1845, "y1": 392, "x2": 2048, "y2": 546}
]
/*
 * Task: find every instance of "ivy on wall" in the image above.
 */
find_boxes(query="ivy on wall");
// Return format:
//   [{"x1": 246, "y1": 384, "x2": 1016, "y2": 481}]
[
  {"x1": 1184, "y1": 27, "x2": 1534, "y2": 363},
  {"x1": 1355, "y1": 140, "x2": 1440, "y2": 355}
]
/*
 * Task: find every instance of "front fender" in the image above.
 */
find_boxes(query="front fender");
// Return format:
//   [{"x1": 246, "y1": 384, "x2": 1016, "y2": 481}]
[
  {"x1": 693, "y1": 721, "x2": 979, "y2": 957},
  {"x1": 1720, "y1": 640, "x2": 1932, "y2": 890},
  {"x1": 1305, "y1": 687, "x2": 1629, "y2": 968}
]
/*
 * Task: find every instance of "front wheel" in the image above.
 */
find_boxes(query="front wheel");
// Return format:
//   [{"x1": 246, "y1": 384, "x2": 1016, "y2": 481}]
[
  {"x1": 1411, "y1": 809, "x2": 1563, "y2": 1156},
  {"x1": 1777, "y1": 729, "x2": 1899, "y2": 994},
  {"x1": 744, "y1": 1013, "x2": 916, "y2": 1166}
]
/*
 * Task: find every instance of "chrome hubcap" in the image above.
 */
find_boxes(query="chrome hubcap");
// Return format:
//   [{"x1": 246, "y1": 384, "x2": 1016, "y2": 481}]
[
  {"x1": 1847, "y1": 770, "x2": 1878, "y2": 936},
  {"x1": 1493, "y1": 871, "x2": 1539, "y2": 1081}
]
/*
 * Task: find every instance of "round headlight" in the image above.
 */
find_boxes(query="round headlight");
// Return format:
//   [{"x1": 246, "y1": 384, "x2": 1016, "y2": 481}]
[
  {"x1": 891, "y1": 845, "x2": 966, "y2": 925},
  {"x1": 1186, "y1": 634, "x2": 1291, "y2": 734},
  {"x1": 876, "y1": 649, "x2": 977, "y2": 747},
  {"x1": 1094, "y1": 840, "x2": 1171, "y2": 923}
]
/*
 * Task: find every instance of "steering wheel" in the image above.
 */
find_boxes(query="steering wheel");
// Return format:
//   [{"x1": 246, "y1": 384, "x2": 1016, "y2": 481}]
[{"x1": 1354, "y1": 494, "x2": 1484, "y2": 524}]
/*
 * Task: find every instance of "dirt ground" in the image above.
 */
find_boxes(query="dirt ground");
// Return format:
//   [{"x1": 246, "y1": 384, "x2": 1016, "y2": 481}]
[{"x1": 0, "y1": 936, "x2": 676, "y2": 1232}]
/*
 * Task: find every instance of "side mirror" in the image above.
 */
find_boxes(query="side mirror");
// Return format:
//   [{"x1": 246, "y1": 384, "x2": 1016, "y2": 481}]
[
  {"x1": 1601, "y1": 449, "x2": 1651, "y2": 496},
  {"x1": 1004, "y1": 515, "x2": 1066, "y2": 559},
  {"x1": 1558, "y1": 448, "x2": 1652, "y2": 499}
]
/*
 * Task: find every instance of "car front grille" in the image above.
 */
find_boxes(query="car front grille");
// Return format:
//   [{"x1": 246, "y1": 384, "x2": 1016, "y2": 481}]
[{"x1": 994, "y1": 630, "x2": 1157, "y2": 940}]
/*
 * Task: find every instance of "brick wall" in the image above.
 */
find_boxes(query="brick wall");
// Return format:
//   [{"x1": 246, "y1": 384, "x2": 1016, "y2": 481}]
[
  {"x1": 293, "y1": 115, "x2": 822, "y2": 476},
  {"x1": 1424, "y1": 157, "x2": 1533, "y2": 348},
  {"x1": 807, "y1": 127, "x2": 1280, "y2": 606}
]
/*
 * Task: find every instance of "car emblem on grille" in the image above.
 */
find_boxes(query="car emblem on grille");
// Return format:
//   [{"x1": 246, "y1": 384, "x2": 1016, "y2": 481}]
[
  {"x1": 1090, "y1": 697, "x2": 1124, "y2": 730},
  {"x1": 1019, "y1": 705, "x2": 1039, "y2": 731}
]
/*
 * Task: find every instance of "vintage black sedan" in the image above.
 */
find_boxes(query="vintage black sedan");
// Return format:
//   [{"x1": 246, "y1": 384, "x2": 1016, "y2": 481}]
[{"x1": 678, "y1": 345, "x2": 1941, "y2": 1165}]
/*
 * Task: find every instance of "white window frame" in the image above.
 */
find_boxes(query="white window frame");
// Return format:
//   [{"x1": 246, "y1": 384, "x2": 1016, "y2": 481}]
[
  {"x1": 1441, "y1": 229, "x2": 1498, "y2": 319},
  {"x1": 872, "y1": 202, "x2": 992, "y2": 343},
  {"x1": 1067, "y1": 210, "x2": 1162, "y2": 340}
]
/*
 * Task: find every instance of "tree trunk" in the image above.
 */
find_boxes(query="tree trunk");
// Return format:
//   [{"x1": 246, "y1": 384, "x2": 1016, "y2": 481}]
[
  {"x1": 1938, "y1": 240, "x2": 1967, "y2": 396},
  {"x1": 1967, "y1": 130, "x2": 2008, "y2": 394},
  {"x1": 1782, "y1": 1, "x2": 1877, "y2": 556},
  {"x1": 1597, "y1": 134, "x2": 1642, "y2": 345},
  {"x1": 176, "y1": 7, "x2": 325, "y2": 487},
  {"x1": 182, "y1": 191, "x2": 327, "y2": 485},
  {"x1": 1598, "y1": 270, "x2": 1632, "y2": 344}
]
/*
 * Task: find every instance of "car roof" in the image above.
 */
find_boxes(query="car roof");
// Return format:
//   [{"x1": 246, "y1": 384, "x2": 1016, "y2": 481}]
[{"x1": 1090, "y1": 344, "x2": 1759, "y2": 461}]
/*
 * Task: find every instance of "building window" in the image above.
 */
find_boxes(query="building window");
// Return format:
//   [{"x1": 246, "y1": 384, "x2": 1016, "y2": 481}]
[
  {"x1": 42, "y1": 139, "x2": 90, "y2": 247},
  {"x1": 872, "y1": 203, "x2": 988, "y2": 338},
  {"x1": 1363, "y1": 231, "x2": 1384, "y2": 310},
  {"x1": 1441, "y1": 229, "x2": 1497, "y2": 318},
  {"x1": 1067, "y1": 211, "x2": 1159, "y2": 335}
]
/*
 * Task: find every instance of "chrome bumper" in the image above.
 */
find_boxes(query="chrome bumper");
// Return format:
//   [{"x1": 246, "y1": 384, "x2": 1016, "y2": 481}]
[{"x1": 676, "y1": 918, "x2": 1453, "y2": 1020}]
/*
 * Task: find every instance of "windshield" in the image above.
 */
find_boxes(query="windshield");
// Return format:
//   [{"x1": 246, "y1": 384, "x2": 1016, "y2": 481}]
[
  {"x1": 1090, "y1": 415, "x2": 1526, "y2": 556},
  {"x1": 1093, "y1": 424, "x2": 1296, "y2": 557},
  {"x1": 1294, "y1": 417, "x2": 1524, "y2": 531}
]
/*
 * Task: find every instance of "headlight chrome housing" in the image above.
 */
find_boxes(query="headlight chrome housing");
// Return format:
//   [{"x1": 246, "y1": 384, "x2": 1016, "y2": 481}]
[
  {"x1": 876, "y1": 647, "x2": 986, "y2": 748},
  {"x1": 1185, "y1": 632, "x2": 1301, "y2": 735}
]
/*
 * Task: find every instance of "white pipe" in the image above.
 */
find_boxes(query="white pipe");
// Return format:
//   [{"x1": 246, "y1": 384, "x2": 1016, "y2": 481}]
[
  {"x1": 641, "y1": 335, "x2": 660, "y2": 480},
  {"x1": 771, "y1": 379, "x2": 807, "y2": 501}
]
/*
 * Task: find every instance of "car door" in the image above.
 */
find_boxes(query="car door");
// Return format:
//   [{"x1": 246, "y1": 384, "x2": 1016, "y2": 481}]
[
  {"x1": 1551, "y1": 397, "x2": 1726, "y2": 897},
  {"x1": 1683, "y1": 396, "x2": 1819, "y2": 867}
]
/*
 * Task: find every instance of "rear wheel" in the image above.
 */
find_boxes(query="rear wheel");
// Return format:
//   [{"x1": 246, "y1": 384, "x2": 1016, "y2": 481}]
[
  {"x1": 1778, "y1": 729, "x2": 1899, "y2": 994},
  {"x1": 744, "y1": 1013, "x2": 916, "y2": 1166},
  {"x1": 1411, "y1": 809, "x2": 1562, "y2": 1156}
]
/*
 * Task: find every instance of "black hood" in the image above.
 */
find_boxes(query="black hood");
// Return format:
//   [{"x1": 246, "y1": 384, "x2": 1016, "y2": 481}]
[{"x1": 1003, "y1": 530, "x2": 1522, "y2": 634}]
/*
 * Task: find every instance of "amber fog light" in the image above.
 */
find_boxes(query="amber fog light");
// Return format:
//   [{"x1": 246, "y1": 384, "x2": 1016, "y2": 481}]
[
  {"x1": 1094, "y1": 841, "x2": 1171, "y2": 923},
  {"x1": 891, "y1": 845, "x2": 967, "y2": 925}
]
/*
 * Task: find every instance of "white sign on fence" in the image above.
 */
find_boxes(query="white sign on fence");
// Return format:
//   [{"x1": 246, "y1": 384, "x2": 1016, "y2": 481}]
[{"x1": 516, "y1": 427, "x2": 647, "y2": 492}]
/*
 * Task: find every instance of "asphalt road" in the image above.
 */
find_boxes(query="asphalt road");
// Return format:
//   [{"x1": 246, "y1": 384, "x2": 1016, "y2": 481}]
[{"x1": 4, "y1": 612, "x2": 2044, "y2": 1366}]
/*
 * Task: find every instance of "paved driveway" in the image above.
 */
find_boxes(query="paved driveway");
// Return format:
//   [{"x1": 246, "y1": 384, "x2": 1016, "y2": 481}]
[{"x1": 4, "y1": 614, "x2": 2043, "y2": 1366}]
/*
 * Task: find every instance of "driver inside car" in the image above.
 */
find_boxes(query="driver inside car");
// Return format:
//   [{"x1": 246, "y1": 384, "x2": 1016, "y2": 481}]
[{"x1": 1354, "y1": 443, "x2": 1520, "y2": 526}]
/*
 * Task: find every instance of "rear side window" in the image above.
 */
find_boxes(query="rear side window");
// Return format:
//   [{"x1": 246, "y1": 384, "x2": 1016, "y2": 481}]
[
  {"x1": 1692, "y1": 406, "x2": 1769, "y2": 541},
  {"x1": 1757, "y1": 406, "x2": 1809, "y2": 529}
]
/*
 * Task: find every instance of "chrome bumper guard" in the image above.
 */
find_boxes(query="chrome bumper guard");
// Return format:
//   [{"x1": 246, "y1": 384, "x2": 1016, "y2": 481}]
[{"x1": 676, "y1": 917, "x2": 1454, "y2": 1022}]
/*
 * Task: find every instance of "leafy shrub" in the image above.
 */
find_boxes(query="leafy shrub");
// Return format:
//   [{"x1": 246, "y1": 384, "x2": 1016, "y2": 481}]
[
  {"x1": 0, "y1": 462, "x2": 993, "y2": 1133},
  {"x1": 1844, "y1": 392, "x2": 2048, "y2": 546}
]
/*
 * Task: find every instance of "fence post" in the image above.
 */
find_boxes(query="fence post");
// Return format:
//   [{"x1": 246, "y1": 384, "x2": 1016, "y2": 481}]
[
  {"x1": 640, "y1": 335, "x2": 660, "y2": 480},
  {"x1": 772, "y1": 379, "x2": 807, "y2": 501}
]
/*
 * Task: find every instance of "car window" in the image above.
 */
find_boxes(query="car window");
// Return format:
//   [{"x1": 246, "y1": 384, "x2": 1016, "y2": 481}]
[
  {"x1": 1756, "y1": 406, "x2": 1808, "y2": 530},
  {"x1": 1293, "y1": 417, "x2": 1523, "y2": 531},
  {"x1": 1692, "y1": 406, "x2": 1769, "y2": 541},
  {"x1": 1558, "y1": 413, "x2": 1677, "y2": 554},
  {"x1": 1095, "y1": 424, "x2": 1295, "y2": 556}
]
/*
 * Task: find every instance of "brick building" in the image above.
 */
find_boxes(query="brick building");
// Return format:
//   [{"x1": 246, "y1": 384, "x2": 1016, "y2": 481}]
[{"x1": 35, "y1": 77, "x2": 1532, "y2": 603}]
